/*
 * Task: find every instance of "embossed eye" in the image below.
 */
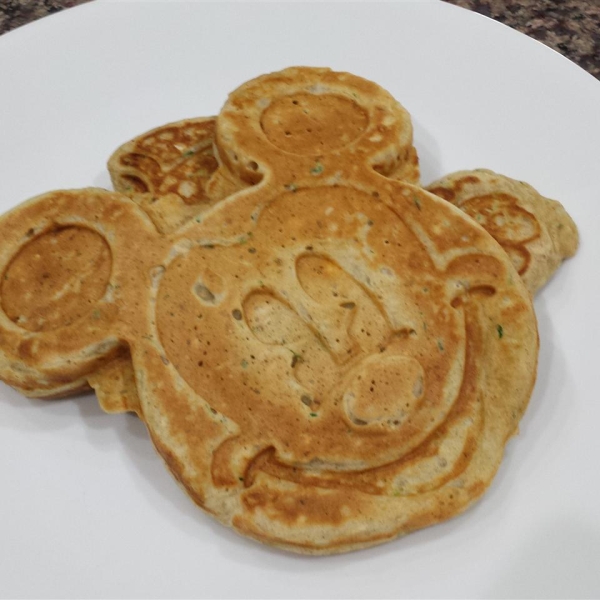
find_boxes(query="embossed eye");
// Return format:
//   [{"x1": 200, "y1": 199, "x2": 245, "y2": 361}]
[
  {"x1": 243, "y1": 289, "x2": 338, "y2": 408},
  {"x1": 295, "y1": 253, "x2": 391, "y2": 358},
  {"x1": 240, "y1": 253, "x2": 422, "y2": 427}
]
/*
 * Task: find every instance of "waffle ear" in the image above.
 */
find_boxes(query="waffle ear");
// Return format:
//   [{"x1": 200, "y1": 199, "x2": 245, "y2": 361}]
[
  {"x1": 214, "y1": 66, "x2": 416, "y2": 189},
  {"x1": 0, "y1": 188, "x2": 156, "y2": 397}
]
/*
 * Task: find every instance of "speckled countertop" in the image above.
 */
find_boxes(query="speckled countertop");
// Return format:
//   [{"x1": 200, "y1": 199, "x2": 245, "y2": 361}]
[
  {"x1": 0, "y1": 0, "x2": 598, "y2": 79},
  {"x1": 446, "y1": 0, "x2": 599, "y2": 78}
]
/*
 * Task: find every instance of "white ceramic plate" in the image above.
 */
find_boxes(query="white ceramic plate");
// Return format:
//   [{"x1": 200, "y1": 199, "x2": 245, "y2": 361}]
[{"x1": 1, "y1": 1, "x2": 599, "y2": 597}]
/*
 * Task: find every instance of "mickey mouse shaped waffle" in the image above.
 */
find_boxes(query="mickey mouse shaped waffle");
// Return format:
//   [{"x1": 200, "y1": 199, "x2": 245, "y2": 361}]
[{"x1": 0, "y1": 67, "x2": 538, "y2": 554}]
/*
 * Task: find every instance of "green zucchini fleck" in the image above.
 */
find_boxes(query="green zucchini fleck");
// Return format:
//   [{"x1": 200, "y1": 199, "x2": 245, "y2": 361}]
[{"x1": 310, "y1": 162, "x2": 324, "y2": 175}]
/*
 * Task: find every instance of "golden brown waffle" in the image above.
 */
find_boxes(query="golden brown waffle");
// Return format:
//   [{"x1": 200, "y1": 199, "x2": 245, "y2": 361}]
[{"x1": 0, "y1": 67, "x2": 539, "y2": 554}]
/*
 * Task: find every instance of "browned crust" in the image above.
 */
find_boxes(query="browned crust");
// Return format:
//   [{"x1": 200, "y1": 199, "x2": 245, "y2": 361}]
[{"x1": 0, "y1": 70, "x2": 543, "y2": 555}]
